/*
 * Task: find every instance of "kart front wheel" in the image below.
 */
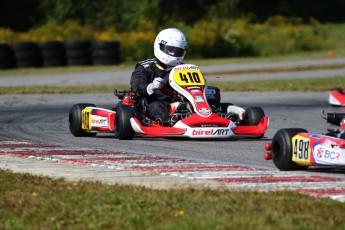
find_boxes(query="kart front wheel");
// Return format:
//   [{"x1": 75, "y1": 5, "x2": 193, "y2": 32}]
[
  {"x1": 114, "y1": 106, "x2": 135, "y2": 140},
  {"x1": 271, "y1": 128, "x2": 309, "y2": 171},
  {"x1": 69, "y1": 103, "x2": 97, "y2": 137},
  {"x1": 244, "y1": 107, "x2": 265, "y2": 125}
]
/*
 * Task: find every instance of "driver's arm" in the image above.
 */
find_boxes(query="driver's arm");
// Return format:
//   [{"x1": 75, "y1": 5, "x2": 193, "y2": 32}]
[{"x1": 130, "y1": 65, "x2": 151, "y2": 97}]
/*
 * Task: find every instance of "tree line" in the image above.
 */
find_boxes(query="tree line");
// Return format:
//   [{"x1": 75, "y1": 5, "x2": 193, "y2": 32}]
[{"x1": 1, "y1": 0, "x2": 345, "y2": 32}]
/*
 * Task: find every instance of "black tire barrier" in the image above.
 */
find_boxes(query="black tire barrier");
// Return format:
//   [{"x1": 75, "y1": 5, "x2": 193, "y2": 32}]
[
  {"x1": 0, "y1": 40, "x2": 121, "y2": 70},
  {"x1": 92, "y1": 41, "x2": 120, "y2": 66},
  {"x1": 12, "y1": 42, "x2": 43, "y2": 68},
  {"x1": 38, "y1": 41, "x2": 66, "y2": 67},
  {"x1": 0, "y1": 44, "x2": 16, "y2": 69},
  {"x1": 64, "y1": 40, "x2": 92, "y2": 66}
]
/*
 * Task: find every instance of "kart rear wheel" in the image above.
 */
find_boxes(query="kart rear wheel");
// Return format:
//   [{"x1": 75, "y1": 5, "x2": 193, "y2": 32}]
[
  {"x1": 244, "y1": 107, "x2": 265, "y2": 125},
  {"x1": 69, "y1": 103, "x2": 97, "y2": 137},
  {"x1": 114, "y1": 106, "x2": 135, "y2": 140},
  {"x1": 271, "y1": 128, "x2": 309, "y2": 171}
]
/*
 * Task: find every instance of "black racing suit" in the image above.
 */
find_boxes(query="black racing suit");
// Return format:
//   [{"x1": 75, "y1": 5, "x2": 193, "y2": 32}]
[{"x1": 130, "y1": 58, "x2": 173, "y2": 121}]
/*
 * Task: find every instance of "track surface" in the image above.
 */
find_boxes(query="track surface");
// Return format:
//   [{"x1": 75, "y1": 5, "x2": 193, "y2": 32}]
[
  {"x1": 1, "y1": 92, "x2": 345, "y2": 201},
  {"x1": 1, "y1": 58, "x2": 345, "y2": 200},
  {"x1": 0, "y1": 92, "x2": 331, "y2": 168},
  {"x1": 1, "y1": 57, "x2": 345, "y2": 86}
]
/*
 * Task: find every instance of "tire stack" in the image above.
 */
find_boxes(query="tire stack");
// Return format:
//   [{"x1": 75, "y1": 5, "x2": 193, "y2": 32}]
[
  {"x1": 38, "y1": 41, "x2": 66, "y2": 67},
  {"x1": 92, "y1": 41, "x2": 120, "y2": 65},
  {"x1": 12, "y1": 42, "x2": 42, "y2": 68},
  {"x1": 64, "y1": 40, "x2": 92, "y2": 66},
  {"x1": 0, "y1": 44, "x2": 15, "y2": 70},
  {"x1": 0, "y1": 40, "x2": 121, "y2": 70}
]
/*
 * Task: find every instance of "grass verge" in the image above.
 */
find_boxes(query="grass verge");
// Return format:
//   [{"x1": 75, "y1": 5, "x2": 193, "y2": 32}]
[
  {"x1": 0, "y1": 47, "x2": 344, "y2": 77},
  {"x1": 1, "y1": 169, "x2": 345, "y2": 230},
  {"x1": 0, "y1": 77, "x2": 343, "y2": 94}
]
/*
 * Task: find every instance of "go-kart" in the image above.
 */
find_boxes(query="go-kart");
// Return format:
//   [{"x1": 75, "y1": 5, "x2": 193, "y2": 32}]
[
  {"x1": 264, "y1": 111, "x2": 345, "y2": 170},
  {"x1": 328, "y1": 88, "x2": 345, "y2": 107},
  {"x1": 69, "y1": 64, "x2": 269, "y2": 140}
]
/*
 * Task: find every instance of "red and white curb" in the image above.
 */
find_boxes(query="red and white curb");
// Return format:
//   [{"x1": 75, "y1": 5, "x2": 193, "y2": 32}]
[{"x1": 1, "y1": 139, "x2": 345, "y2": 202}]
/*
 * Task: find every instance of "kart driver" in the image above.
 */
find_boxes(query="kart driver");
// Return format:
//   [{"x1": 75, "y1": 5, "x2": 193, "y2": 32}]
[{"x1": 130, "y1": 28, "x2": 187, "y2": 124}]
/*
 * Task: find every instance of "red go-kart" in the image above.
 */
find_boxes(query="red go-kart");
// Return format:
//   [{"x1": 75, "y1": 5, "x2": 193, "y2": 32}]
[
  {"x1": 329, "y1": 88, "x2": 345, "y2": 107},
  {"x1": 264, "y1": 111, "x2": 345, "y2": 170},
  {"x1": 69, "y1": 64, "x2": 269, "y2": 140}
]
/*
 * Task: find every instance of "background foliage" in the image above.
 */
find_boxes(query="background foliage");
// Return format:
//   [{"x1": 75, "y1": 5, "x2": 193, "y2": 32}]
[
  {"x1": 1, "y1": 0, "x2": 344, "y2": 32},
  {"x1": 0, "y1": 0, "x2": 340, "y2": 61}
]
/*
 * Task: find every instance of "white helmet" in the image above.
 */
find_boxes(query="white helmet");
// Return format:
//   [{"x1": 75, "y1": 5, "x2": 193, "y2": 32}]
[{"x1": 154, "y1": 28, "x2": 187, "y2": 68}]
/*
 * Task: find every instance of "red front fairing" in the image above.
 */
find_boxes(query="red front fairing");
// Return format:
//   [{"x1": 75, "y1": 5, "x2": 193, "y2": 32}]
[
  {"x1": 130, "y1": 118, "x2": 186, "y2": 136},
  {"x1": 232, "y1": 117, "x2": 269, "y2": 136},
  {"x1": 182, "y1": 85, "x2": 212, "y2": 117},
  {"x1": 181, "y1": 113, "x2": 230, "y2": 127},
  {"x1": 329, "y1": 90, "x2": 345, "y2": 106},
  {"x1": 130, "y1": 113, "x2": 268, "y2": 138},
  {"x1": 89, "y1": 108, "x2": 116, "y2": 132}
]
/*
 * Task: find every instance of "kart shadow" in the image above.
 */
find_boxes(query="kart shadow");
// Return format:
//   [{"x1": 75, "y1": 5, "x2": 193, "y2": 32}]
[
  {"x1": 91, "y1": 134, "x2": 272, "y2": 142},
  {"x1": 307, "y1": 166, "x2": 345, "y2": 174},
  {"x1": 136, "y1": 137, "x2": 272, "y2": 142}
]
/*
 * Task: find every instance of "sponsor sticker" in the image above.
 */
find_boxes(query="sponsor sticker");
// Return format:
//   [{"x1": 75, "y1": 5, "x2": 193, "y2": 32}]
[
  {"x1": 313, "y1": 143, "x2": 342, "y2": 165},
  {"x1": 91, "y1": 115, "x2": 108, "y2": 127},
  {"x1": 198, "y1": 107, "x2": 211, "y2": 115},
  {"x1": 195, "y1": 96, "x2": 204, "y2": 102},
  {"x1": 192, "y1": 128, "x2": 230, "y2": 136},
  {"x1": 206, "y1": 89, "x2": 216, "y2": 94}
]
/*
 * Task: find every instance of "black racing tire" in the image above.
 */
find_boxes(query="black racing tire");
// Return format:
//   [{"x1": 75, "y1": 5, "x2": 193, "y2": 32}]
[
  {"x1": 0, "y1": 43, "x2": 12, "y2": 52},
  {"x1": 0, "y1": 51, "x2": 12, "y2": 60},
  {"x1": 0, "y1": 61, "x2": 15, "y2": 69},
  {"x1": 12, "y1": 42, "x2": 42, "y2": 68},
  {"x1": 64, "y1": 40, "x2": 91, "y2": 50},
  {"x1": 114, "y1": 106, "x2": 135, "y2": 140},
  {"x1": 69, "y1": 103, "x2": 97, "y2": 137},
  {"x1": 38, "y1": 41, "x2": 65, "y2": 50},
  {"x1": 66, "y1": 58, "x2": 92, "y2": 66},
  {"x1": 16, "y1": 60, "x2": 42, "y2": 68},
  {"x1": 43, "y1": 58, "x2": 66, "y2": 67},
  {"x1": 38, "y1": 41, "x2": 66, "y2": 67},
  {"x1": 244, "y1": 107, "x2": 265, "y2": 125},
  {"x1": 92, "y1": 50, "x2": 119, "y2": 59},
  {"x1": 0, "y1": 44, "x2": 14, "y2": 58},
  {"x1": 0, "y1": 44, "x2": 15, "y2": 69},
  {"x1": 14, "y1": 50, "x2": 41, "y2": 59},
  {"x1": 66, "y1": 49, "x2": 90, "y2": 59},
  {"x1": 92, "y1": 41, "x2": 120, "y2": 50},
  {"x1": 271, "y1": 128, "x2": 309, "y2": 171},
  {"x1": 11, "y1": 42, "x2": 38, "y2": 51},
  {"x1": 41, "y1": 49, "x2": 65, "y2": 59}
]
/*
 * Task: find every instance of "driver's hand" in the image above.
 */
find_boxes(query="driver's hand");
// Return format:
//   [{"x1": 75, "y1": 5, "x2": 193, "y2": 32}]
[{"x1": 147, "y1": 77, "x2": 164, "y2": 95}]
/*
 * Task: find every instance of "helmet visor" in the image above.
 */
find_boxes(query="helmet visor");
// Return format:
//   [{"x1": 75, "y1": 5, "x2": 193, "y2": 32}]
[{"x1": 159, "y1": 43, "x2": 186, "y2": 57}]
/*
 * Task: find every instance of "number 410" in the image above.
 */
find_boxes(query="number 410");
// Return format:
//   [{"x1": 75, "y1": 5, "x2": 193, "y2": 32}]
[{"x1": 179, "y1": 72, "x2": 201, "y2": 83}]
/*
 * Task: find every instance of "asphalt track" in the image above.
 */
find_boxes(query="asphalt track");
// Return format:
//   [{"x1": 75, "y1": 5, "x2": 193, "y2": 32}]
[
  {"x1": 1, "y1": 58, "x2": 345, "y2": 200},
  {"x1": 1, "y1": 57, "x2": 345, "y2": 86}
]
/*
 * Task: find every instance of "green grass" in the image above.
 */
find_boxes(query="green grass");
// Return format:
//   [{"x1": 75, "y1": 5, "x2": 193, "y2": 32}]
[
  {"x1": 210, "y1": 76, "x2": 345, "y2": 92},
  {"x1": 1, "y1": 169, "x2": 345, "y2": 230},
  {"x1": 0, "y1": 46, "x2": 344, "y2": 77},
  {"x1": 0, "y1": 76, "x2": 342, "y2": 94}
]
